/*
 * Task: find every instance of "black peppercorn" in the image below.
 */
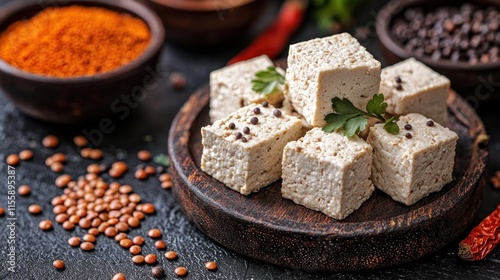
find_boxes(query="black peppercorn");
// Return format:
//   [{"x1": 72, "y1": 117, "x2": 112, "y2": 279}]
[
  {"x1": 273, "y1": 109, "x2": 282, "y2": 117},
  {"x1": 253, "y1": 107, "x2": 261, "y2": 114},
  {"x1": 395, "y1": 76, "x2": 402, "y2": 83},
  {"x1": 405, "y1": 133, "x2": 412, "y2": 139},
  {"x1": 262, "y1": 101, "x2": 269, "y2": 107},
  {"x1": 426, "y1": 120, "x2": 434, "y2": 126},
  {"x1": 243, "y1": 127, "x2": 250, "y2": 134},
  {"x1": 152, "y1": 267, "x2": 165, "y2": 278},
  {"x1": 404, "y1": 124, "x2": 412, "y2": 130},
  {"x1": 241, "y1": 137, "x2": 248, "y2": 143},
  {"x1": 235, "y1": 132, "x2": 242, "y2": 139},
  {"x1": 228, "y1": 122, "x2": 235, "y2": 129},
  {"x1": 250, "y1": 117, "x2": 259, "y2": 125},
  {"x1": 396, "y1": 84, "x2": 403, "y2": 91}
]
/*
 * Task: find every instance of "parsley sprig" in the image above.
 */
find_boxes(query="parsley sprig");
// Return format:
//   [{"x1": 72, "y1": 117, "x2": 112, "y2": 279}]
[
  {"x1": 323, "y1": 94, "x2": 399, "y2": 137},
  {"x1": 251, "y1": 66, "x2": 285, "y2": 96}
]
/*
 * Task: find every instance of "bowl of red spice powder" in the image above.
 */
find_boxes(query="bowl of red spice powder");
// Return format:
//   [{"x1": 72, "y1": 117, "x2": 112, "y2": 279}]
[{"x1": 0, "y1": 0, "x2": 165, "y2": 124}]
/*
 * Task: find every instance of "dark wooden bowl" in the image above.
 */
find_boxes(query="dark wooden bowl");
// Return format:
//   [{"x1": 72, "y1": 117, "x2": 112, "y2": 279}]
[
  {"x1": 376, "y1": 0, "x2": 500, "y2": 101},
  {"x1": 0, "y1": 0, "x2": 165, "y2": 124},
  {"x1": 168, "y1": 64, "x2": 488, "y2": 271},
  {"x1": 144, "y1": 0, "x2": 267, "y2": 46}
]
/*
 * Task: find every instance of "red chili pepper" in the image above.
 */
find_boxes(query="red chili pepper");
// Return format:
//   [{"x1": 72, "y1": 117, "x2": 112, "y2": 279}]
[
  {"x1": 227, "y1": 0, "x2": 307, "y2": 65},
  {"x1": 458, "y1": 204, "x2": 500, "y2": 261}
]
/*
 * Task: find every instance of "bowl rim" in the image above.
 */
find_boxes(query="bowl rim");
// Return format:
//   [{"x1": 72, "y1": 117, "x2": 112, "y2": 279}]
[
  {"x1": 0, "y1": 0, "x2": 165, "y2": 84},
  {"x1": 375, "y1": 0, "x2": 500, "y2": 71},
  {"x1": 148, "y1": 0, "x2": 257, "y2": 11}
]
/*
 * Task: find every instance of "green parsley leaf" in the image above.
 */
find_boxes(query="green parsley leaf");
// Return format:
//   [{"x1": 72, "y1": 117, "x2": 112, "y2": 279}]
[
  {"x1": 366, "y1": 93, "x2": 387, "y2": 117},
  {"x1": 383, "y1": 116, "x2": 399, "y2": 135},
  {"x1": 331, "y1": 97, "x2": 365, "y2": 115},
  {"x1": 251, "y1": 67, "x2": 285, "y2": 96},
  {"x1": 322, "y1": 113, "x2": 359, "y2": 133},
  {"x1": 344, "y1": 116, "x2": 368, "y2": 137},
  {"x1": 154, "y1": 153, "x2": 170, "y2": 167}
]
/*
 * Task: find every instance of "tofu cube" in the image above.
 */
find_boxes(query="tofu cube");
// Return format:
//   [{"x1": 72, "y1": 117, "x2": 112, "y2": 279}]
[
  {"x1": 209, "y1": 55, "x2": 285, "y2": 123},
  {"x1": 380, "y1": 58, "x2": 450, "y2": 125},
  {"x1": 367, "y1": 113, "x2": 459, "y2": 206},
  {"x1": 201, "y1": 104, "x2": 302, "y2": 195},
  {"x1": 285, "y1": 33, "x2": 381, "y2": 127},
  {"x1": 281, "y1": 128, "x2": 374, "y2": 220}
]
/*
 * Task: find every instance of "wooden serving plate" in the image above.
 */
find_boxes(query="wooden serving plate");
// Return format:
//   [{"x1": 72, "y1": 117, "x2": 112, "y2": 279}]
[{"x1": 168, "y1": 75, "x2": 488, "y2": 271}]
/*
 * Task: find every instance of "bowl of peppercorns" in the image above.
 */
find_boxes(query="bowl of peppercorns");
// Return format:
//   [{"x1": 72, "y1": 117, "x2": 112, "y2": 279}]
[{"x1": 376, "y1": 0, "x2": 500, "y2": 100}]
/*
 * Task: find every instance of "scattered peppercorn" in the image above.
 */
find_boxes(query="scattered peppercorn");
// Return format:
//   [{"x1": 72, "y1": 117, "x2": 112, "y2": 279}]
[
  {"x1": 80, "y1": 242, "x2": 94, "y2": 251},
  {"x1": 145, "y1": 254, "x2": 157, "y2": 264},
  {"x1": 148, "y1": 228, "x2": 162, "y2": 238},
  {"x1": 273, "y1": 109, "x2": 282, "y2": 117},
  {"x1": 155, "y1": 240, "x2": 167, "y2": 250},
  {"x1": 228, "y1": 122, "x2": 236, "y2": 129},
  {"x1": 396, "y1": 84, "x2": 403, "y2": 91},
  {"x1": 6, "y1": 154, "x2": 19, "y2": 166},
  {"x1": 250, "y1": 117, "x2": 259, "y2": 125},
  {"x1": 42, "y1": 135, "x2": 59, "y2": 148},
  {"x1": 262, "y1": 101, "x2": 269, "y2": 107},
  {"x1": 68, "y1": 237, "x2": 81, "y2": 247},
  {"x1": 129, "y1": 245, "x2": 142, "y2": 255},
  {"x1": 165, "y1": 251, "x2": 178, "y2": 260},
  {"x1": 241, "y1": 137, "x2": 248, "y2": 143},
  {"x1": 170, "y1": 72, "x2": 187, "y2": 90},
  {"x1": 152, "y1": 266, "x2": 165, "y2": 278},
  {"x1": 427, "y1": 120, "x2": 435, "y2": 126},
  {"x1": 53, "y1": 259, "x2": 65, "y2": 270},
  {"x1": 243, "y1": 127, "x2": 250, "y2": 134},
  {"x1": 18, "y1": 185, "x2": 31, "y2": 196},
  {"x1": 39, "y1": 220, "x2": 53, "y2": 231},
  {"x1": 137, "y1": 150, "x2": 152, "y2": 161},
  {"x1": 28, "y1": 204, "x2": 42, "y2": 215},
  {"x1": 205, "y1": 261, "x2": 217, "y2": 271},
  {"x1": 19, "y1": 149, "x2": 33, "y2": 160},
  {"x1": 395, "y1": 76, "x2": 402, "y2": 83},
  {"x1": 405, "y1": 133, "x2": 413, "y2": 139},
  {"x1": 404, "y1": 124, "x2": 412, "y2": 130},
  {"x1": 235, "y1": 132, "x2": 243, "y2": 139},
  {"x1": 253, "y1": 107, "x2": 261, "y2": 114},
  {"x1": 112, "y1": 273, "x2": 126, "y2": 280},
  {"x1": 174, "y1": 266, "x2": 188, "y2": 277}
]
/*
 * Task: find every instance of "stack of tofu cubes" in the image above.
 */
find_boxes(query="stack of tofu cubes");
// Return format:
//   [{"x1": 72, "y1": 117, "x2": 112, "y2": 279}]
[{"x1": 201, "y1": 33, "x2": 458, "y2": 220}]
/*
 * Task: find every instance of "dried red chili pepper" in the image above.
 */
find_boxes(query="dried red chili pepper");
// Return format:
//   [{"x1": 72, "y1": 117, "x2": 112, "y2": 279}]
[
  {"x1": 458, "y1": 204, "x2": 500, "y2": 261},
  {"x1": 227, "y1": 0, "x2": 307, "y2": 65}
]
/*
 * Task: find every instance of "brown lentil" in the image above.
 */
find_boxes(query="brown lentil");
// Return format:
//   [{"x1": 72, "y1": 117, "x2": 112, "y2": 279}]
[
  {"x1": 205, "y1": 261, "x2": 217, "y2": 271},
  {"x1": 28, "y1": 204, "x2": 42, "y2": 215},
  {"x1": 51, "y1": 153, "x2": 67, "y2": 163},
  {"x1": 133, "y1": 236, "x2": 145, "y2": 246},
  {"x1": 129, "y1": 245, "x2": 142, "y2": 255},
  {"x1": 152, "y1": 266, "x2": 165, "y2": 278},
  {"x1": 42, "y1": 135, "x2": 59, "y2": 148},
  {"x1": 142, "y1": 203, "x2": 156, "y2": 214},
  {"x1": 115, "y1": 222, "x2": 129, "y2": 232},
  {"x1": 19, "y1": 149, "x2": 33, "y2": 160},
  {"x1": 88, "y1": 228, "x2": 100, "y2": 236},
  {"x1": 98, "y1": 222, "x2": 110, "y2": 232},
  {"x1": 427, "y1": 120, "x2": 435, "y2": 126},
  {"x1": 165, "y1": 251, "x2": 178, "y2": 260},
  {"x1": 112, "y1": 273, "x2": 126, "y2": 280},
  {"x1": 39, "y1": 220, "x2": 53, "y2": 231},
  {"x1": 83, "y1": 234, "x2": 97, "y2": 243},
  {"x1": 174, "y1": 266, "x2": 188, "y2": 277},
  {"x1": 135, "y1": 169, "x2": 148, "y2": 180},
  {"x1": 133, "y1": 211, "x2": 145, "y2": 220},
  {"x1": 155, "y1": 240, "x2": 167, "y2": 250},
  {"x1": 55, "y1": 174, "x2": 72, "y2": 188},
  {"x1": 90, "y1": 149, "x2": 103, "y2": 160},
  {"x1": 73, "y1": 136, "x2": 88, "y2": 147},
  {"x1": 250, "y1": 117, "x2": 259, "y2": 125},
  {"x1": 127, "y1": 217, "x2": 140, "y2": 228},
  {"x1": 45, "y1": 156, "x2": 54, "y2": 166},
  {"x1": 132, "y1": 255, "x2": 145, "y2": 264},
  {"x1": 0, "y1": 207, "x2": 5, "y2": 216},
  {"x1": 53, "y1": 259, "x2": 65, "y2": 270},
  {"x1": 161, "y1": 181, "x2": 173, "y2": 189},
  {"x1": 69, "y1": 215, "x2": 80, "y2": 224},
  {"x1": 68, "y1": 236, "x2": 81, "y2": 247},
  {"x1": 273, "y1": 109, "x2": 282, "y2": 117},
  {"x1": 79, "y1": 218, "x2": 91, "y2": 229},
  {"x1": 81, "y1": 148, "x2": 92, "y2": 158},
  {"x1": 53, "y1": 205, "x2": 67, "y2": 215},
  {"x1": 170, "y1": 71, "x2": 187, "y2": 89},
  {"x1": 120, "y1": 238, "x2": 133, "y2": 248},
  {"x1": 119, "y1": 185, "x2": 133, "y2": 194},
  {"x1": 80, "y1": 242, "x2": 94, "y2": 251},
  {"x1": 159, "y1": 173, "x2": 171, "y2": 182},
  {"x1": 137, "y1": 150, "x2": 152, "y2": 161},
  {"x1": 51, "y1": 162, "x2": 64, "y2": 173},
  {"x1": 148, "y1": 228, "x2": 162, "y2": 238},
  {"x1": 114, "y1": 233, "x2": 127, "y2": 242},
  {"x1": 145, "y1": 254, "x2": 157, "y2": 264},
  {"x1": 56, "y1": 213, "x2": 69, "y2": 224},
  {"x1": 18, "y1": 185, "x2": 31, "y2": 196},
  {"x1": 62, "y1": 221, "x2": 75, "y2": 230},
  {"x1": 105, "y1": 226, "x2": 117, "y2": 237},
  {"x1": 6, "y1": 154, "x2": 20, "y2": 166},
  {"x1": 87, "y1": 164, "x2": 101, "y2": 174},
  {"x1": 144, "y1": 166, "x2": 156, "y2": 175}
]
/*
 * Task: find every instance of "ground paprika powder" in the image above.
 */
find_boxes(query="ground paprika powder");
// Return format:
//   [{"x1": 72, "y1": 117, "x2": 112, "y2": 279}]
[{"x1": 0, "y1": 6, "x2": 151, "y2": 78}]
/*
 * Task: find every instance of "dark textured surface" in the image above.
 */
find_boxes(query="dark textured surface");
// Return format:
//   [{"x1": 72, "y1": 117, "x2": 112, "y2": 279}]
[{"x1": 0, "y1": 0, "x2": 499, "y2": 279}]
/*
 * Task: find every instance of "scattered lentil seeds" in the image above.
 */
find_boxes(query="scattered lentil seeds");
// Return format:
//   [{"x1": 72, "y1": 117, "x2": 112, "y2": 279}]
[
  {"x1": 90, "y1": 149, "x2": 103, "y2": 160},
  {"x1": 490, "y1": 171, "x2": 500, "y2": 189},
  {"x1": 19, "y1": 149, "x2": 33, "y2": 160},
  {"x1": 142, "y1": 203, "x2": 156, "y2": 214},
  {"x1": 115, "y1": 233, "x2": 128, "y2": 242},
  {"x1": 135, "y1": 169, "x2": 148, "y2": 180},
  {"x1": 53, "y1": 259, "x2": 65, "y2": 270},
  {"x1": 83, "y1": 234, "x2": 97, "y2": 243},
  {"x1": 152, "y1": 266, "x2": 165, "y2": 278},
  {"x1": 205, "y1": 261, "x2": 217, "y2": 271},
  {"x1": 87, "y1": 164, "x2": 101, "y2": 174},
  {"x1": 127, "y1": 217, "x2": 140, "y2": 228},
  {"x1": 0, "y1": 207, "x2": 5, "y2": 216},
  {"x1": 39, "y1": 220, "x2": 53, "y2": 231},
  {"x1": 6, "y1": 154, "x2": 19, "y2": 166},
  {"x1": 18, "y1": 185, "x2": 31, "y2": 196},
  {"x1": 145, "y1": 254, "x2": 157, "y2": 264},
  {"x1": 55, "y1": 174, "x2": 72, "y2": 188},
  {"x1": 73, "y1": 136, "x2": 88, "y2": 147},
  {"x1": 51, "y1": 162, "x2": 64, "y2": 173},
  {"x1": 51, "y1": 153, "x2": 67, "y2": 163},
  {"x1": 105, "y1": 226, "x2": 118, "y2": 237},
  {"x1": 129, "y1": 245, "x2": 142, "y2": 255},
  {"x1": 112, "y1": 273, "x2": 126, "y2": 280},
  {"x1": 155, "y1": 240, "x2": 167, "y2": 250},
  {"x1": 120, "y1": 239, "x2": 133, "y2": 248},
  {"x1": 161, "y1": 181, "x2": 173, "y2": 190},
  {"x1": 62, "y1": 221, "x2": 75, "y2": 230},
  {"x1": 148, "y1": 228, "x2": 162, "y2": 238},
  {"x1": 174, "y1": 266, "x2": 188, "y2": 277},
  {"x1": 42, "y1": 135, "x2": 59, "y2": 148},
  {"x1": 132, "y1": 255, "x2": 145, "y2": 264},
  {"x1": 28, "y1": 204, "x2": 42, "y2": 215},
  {"x1": 133, "y1": 236, "x2": 145, "y2": 245},
  {"x1": 165, "y1": 251, "x2": 178, "y2": 260},
  {"x1": 137, "y1": 150, "x2": 152, "y2": 161},
  {"x1": 145, "y1": 166, "x2": 156, "y2": 175},
  {"x1": 80, "y1": 242, "x2": 94, "y2": 251},
  {"x1": 68, "y1": 237, "x2": 81, "y2": 247}
]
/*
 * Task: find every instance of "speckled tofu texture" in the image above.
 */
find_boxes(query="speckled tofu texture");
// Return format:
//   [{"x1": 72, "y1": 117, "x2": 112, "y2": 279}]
[
  {"x1": 367, "y1": 113, "x2": 459, "y2": 206},
  {"x1": 285, "y1": 33, "x2": 381, "y2": 127},
  {"x1": 209, "y1": 55, "x2": 285, "y2": 123},
  {"x1": 201, "y1": 104, "x2": 302, "y2": 195},
  {"x1": 281, "y1": 128, "x2": 374, "y2": 220},
  {"x1": 380, "y1": 58, "x2": 450, "y2": 125}
]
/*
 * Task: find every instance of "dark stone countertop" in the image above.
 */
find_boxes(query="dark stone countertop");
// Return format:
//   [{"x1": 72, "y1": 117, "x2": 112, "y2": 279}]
[{"x1": 0, "y1": 0, "x2": 499, "y2": 279}]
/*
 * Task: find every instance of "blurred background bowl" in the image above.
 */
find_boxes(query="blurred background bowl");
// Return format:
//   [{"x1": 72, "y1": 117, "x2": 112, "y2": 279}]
[
  {"x1": 145, "y1": 0, "x2": 267, "y2": 46},
  {"x1": 0, "y1": 0, "x2": 165, "y2": 124},
  {"x1": 376, "y1": 0, "x2": 500, "y2": 100}
]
